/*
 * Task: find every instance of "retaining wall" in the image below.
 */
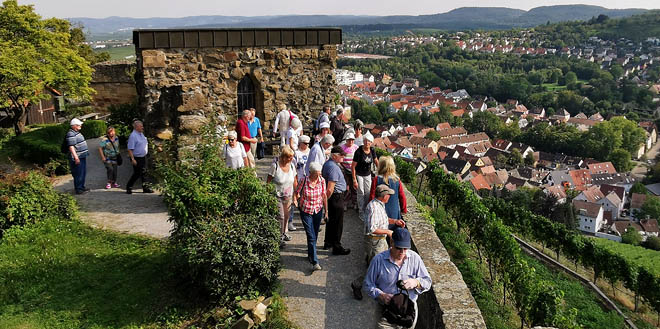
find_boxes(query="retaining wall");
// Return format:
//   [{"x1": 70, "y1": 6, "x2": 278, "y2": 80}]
[{"x1": 403, "y1": 188, "x2": 487, "y2": 329}]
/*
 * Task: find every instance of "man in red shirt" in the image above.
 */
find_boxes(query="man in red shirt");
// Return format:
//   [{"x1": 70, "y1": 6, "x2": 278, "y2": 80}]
[{"x1": 236, "y1": 110, "x2": 256, "y2": 168}]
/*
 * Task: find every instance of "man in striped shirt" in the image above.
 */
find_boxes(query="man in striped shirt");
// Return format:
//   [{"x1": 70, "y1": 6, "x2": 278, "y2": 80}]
[{"x1": 66, "y1": 118, "x2": 89, "y2": 194}]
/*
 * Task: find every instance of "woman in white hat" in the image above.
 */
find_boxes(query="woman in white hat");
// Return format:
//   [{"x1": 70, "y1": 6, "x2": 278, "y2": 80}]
[
  {"x1": 287, "y1": 118, "x2": 302, "y2": 151},
  {"x1": 341, "y1": 132, "x2": 359, "y2": 210},
  {"x1": 351, "y1": 131, "x2": 378, "y2": 221}
]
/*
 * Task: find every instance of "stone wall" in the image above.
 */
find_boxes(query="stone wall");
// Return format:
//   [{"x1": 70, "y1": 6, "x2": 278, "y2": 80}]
[
  {"x1": 403, "y1": 188, "x2": 487, "y2": 329},
  {"x1": 90, "y1": 61, "x2": 138, "y2": 111},
  {"x1": 133, "y1": 29, "x2": 339, "y2": 146}
]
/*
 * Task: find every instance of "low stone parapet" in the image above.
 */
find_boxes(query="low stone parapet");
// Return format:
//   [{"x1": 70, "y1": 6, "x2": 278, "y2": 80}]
[{"x1": 403, "y1": 188, "x2": 487, "y2": 329}]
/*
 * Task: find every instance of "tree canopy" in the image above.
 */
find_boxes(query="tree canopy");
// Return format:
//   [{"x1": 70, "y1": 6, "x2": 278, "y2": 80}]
[{"x1": 0, "y1": 0, "x2": 94, "y2": 134}]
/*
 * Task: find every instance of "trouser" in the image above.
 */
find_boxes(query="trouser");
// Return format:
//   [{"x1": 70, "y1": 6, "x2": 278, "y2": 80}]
[
  {"x1": 343, "y1": 168, "x2": 357, "y2": 210},
  {"x1": 126, "y1": 156, "x2": 149, "y2": 190},
  {"x1": 325, "y1": 192, "x2": 345, "y2": 249},
  {"x1": 352, "y1": 236, "x2": 389, "y2": 290},
  {"x1": 377, "y1": 300, "x2": 418, "y2": 329},
  {"x1": 250, "y1": 141, "x2": 257, "y2": 160},
  {"x1": 356, "y1": 174, "x2": 372, "y2": 221},
  {"x1": 104, "y1": 161, "x2": 118, "y2": 183},
  {"x1": 277, "y1": 196, "x2": 292, "y2": 235},
  {"x1": 70, "y1": 157, "x2": 87, "y2": 192},
  {"x1": 246, "y1": 148, "x2": 255, "y2": 168},
  {"x1": 300, "y1": 209, "x2": 323, "y2": 265}
]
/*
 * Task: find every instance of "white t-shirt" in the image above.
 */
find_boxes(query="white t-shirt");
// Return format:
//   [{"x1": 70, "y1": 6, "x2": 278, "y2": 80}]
[
  {"x1": 286, "y1": 128, "x2": 299, "y2": 151},
  {"x1": 269, "y1": 161, "x2": 296, "y2": 197},
  {"x1": 294, "y1": 148, "x2": 311, "y2": 179},
  {"x1": 223, "y1": 143, "x2": 246, "y2": 169}
]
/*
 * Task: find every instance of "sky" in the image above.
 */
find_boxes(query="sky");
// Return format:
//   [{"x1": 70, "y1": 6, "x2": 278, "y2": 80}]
[{"x1": 18, "y1": 0, "x2": 660, "y2": 18}]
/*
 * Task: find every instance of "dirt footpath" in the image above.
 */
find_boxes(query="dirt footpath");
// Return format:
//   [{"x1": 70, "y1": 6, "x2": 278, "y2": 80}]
[{"x1": 54, "y1": 138, "x2": 172, "y2": 239}]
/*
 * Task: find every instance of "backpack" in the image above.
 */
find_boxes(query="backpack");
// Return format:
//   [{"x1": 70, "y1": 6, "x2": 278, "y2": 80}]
[{"x1": 382, "y1": 281, "x2": 415, "y2": 328}]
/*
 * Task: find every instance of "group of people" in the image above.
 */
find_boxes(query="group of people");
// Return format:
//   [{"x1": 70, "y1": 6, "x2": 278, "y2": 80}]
[
  {"x1": 236, "y1": 105, "x2": 431, "y2": 328},
  {"x1": 224, "y1": 108, "x2": 263, "y2": 169},
  {"x1": 66, "y1": 118, "x2": 152, "y2": 195}
]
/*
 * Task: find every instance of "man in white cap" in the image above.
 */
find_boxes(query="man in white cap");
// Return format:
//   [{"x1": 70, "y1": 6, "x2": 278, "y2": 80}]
[
  {"x1": 305, "y1": 134, "x2": 334, "y2": 177},
  {"x1": 126, "y1": 120, "x2": 153, "y2": 194},
  {"x1": 315, "y1": 105, "x2": 332, "y2": 134},
  {"x1": 66, "y1": 118, "x2": 89, "y2": 194}
]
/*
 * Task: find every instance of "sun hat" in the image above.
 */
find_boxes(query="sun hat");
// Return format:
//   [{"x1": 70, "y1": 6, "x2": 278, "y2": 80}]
[
  {"x1": 70, "y1": 118, "x2": 83, "y2": 126},
  {"x1": 376, "y1": 184, "x2": 395, "y2": 197}
]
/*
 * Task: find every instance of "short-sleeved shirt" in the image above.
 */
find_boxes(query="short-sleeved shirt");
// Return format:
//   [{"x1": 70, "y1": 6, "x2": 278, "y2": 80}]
[
  {"x1": 294, "y1": 148, "x2": 310, "y2": 179},
  {"x1": 353, "y1": 146, "x2": 375, "y2": 177},
  {"x1": 248, "y1": 117, "x2": 261, "y2": 138},
  {"x1": 322, "y1": 159, "x2": 347, "y2": 193},
  {"x1": 340, "y1": 143, "x2": 359, "y2": 171},
  {"x1": 270, "y1": 161, "x2": 296, "y2": 198},
  {"x1": 296, "y1": 176, "x2": 326, "y2": 215},
  {"x1": 365, "y1": 198, "x2": 389, "y2": 236},
  {"x1": 223, "y1": 143, "x2": 247, "y2": 169},
  {"x1": 99, "y1": 136, "x2": 120, "y2": 158},
  {"x1": 235, "y1": 118, "x2": 251, "y2": 152},
  {"x1": 127, "y1": 130, "x2": 148, "y2": 157},
  {"x1": 304, "y1": 143, "x2": 326, "y2": 177},
  {"x1": 66, "y1": 129, "x2": 89, "y2": 159}
]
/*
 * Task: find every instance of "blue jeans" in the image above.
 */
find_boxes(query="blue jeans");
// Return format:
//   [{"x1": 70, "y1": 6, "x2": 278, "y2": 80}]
[
  {"x1": 300, "y1": 209, "x2": 324, "y2": 265},
  {"x1": 70, "y1": 157, "x2": 87, "y2": 192}
]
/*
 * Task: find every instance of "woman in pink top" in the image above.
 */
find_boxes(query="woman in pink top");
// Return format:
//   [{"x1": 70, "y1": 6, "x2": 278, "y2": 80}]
[{"x1": 341, "y1": 133, "x2": 359, "y2": 210}]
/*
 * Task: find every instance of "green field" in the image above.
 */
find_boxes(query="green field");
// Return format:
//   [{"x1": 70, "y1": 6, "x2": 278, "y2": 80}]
[
  {"x1": 95, "y1": 45, "x2": 135, "y2": 62},
  {"x1": 592, "y1": 237, "x2": 660, "y2": 276},
  {"x1": 542, "y1": 79, "x2": 589, "y2": 91}
]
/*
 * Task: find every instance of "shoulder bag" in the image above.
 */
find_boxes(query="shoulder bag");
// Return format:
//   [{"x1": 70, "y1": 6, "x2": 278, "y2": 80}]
[{"x1": 108, "y1": 136, "x2": 123, "y2": 166}]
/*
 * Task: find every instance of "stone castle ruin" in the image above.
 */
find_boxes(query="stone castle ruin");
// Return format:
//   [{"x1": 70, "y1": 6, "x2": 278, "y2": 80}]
[{"x1": 132, "y1": 28, "x2": 341, "y2": 145}]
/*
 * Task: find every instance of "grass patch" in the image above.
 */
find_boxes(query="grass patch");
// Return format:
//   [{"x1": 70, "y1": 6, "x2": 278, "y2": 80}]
[
  {"x1": 592, "y1": 237, "x2": 660, "y2": 276},
  {"x1": 524, "y1": 254, "x2": 626, "y2": 329},
  {"x1": 0, "y1": 217, "x2": 203, "y2": 328}
]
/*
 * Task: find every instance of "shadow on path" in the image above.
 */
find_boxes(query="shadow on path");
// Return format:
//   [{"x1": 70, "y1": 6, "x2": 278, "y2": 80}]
[{"x1": 54, "y1": 138, "x2": 172, "y2": 239}]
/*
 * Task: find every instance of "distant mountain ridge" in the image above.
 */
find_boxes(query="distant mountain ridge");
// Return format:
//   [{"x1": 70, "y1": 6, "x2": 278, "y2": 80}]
[{"x1": 70, "y1": 5, "x2": 648, "y2": 37}]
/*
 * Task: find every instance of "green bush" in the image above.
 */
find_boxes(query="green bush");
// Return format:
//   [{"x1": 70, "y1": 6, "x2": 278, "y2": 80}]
[
  {"x1": 108, "y1": 102, "x2": 138, "y2": 145},
  {"x1": 13, "y1": 123, "x2": 68, "y2": 170},
  {"x1": 157, "y1": 126, "x2": 281, "y2": 305},
  {"x1": 0, "y1": 169, "x2": 77, "y2": 238},
  {"x1": 80, "y1": 120, "x2": 107, "y2": 139}
]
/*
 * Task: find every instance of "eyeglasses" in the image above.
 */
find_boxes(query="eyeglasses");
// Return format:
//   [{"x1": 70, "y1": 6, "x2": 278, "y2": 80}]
[
  {"x1": 228, "y1": 138, "x2": 236, "y2": 141},
  {"x1": 393, "y1": 246, "x2": 408, "y2": 251}
]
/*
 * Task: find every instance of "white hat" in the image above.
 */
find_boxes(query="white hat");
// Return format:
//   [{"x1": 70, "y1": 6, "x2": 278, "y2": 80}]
[
  {"x1": 344, "y1": 132, "x2": 355, "y2": 140},
  {"x1": 70, "y1": 118, "x2": 83, "y2": 126},
  {"x1": 227, "y1": 131, "x2": 238, "y2": 139},
  {"x1": 364, "y1": 132, "x2": 374, "y2": 142},
  {"x1": 300, "y1": 135, "x2": 311, "y2": 143},
  {"x1": 319, "y1": 122, "x2": 330, "y2": 129}
]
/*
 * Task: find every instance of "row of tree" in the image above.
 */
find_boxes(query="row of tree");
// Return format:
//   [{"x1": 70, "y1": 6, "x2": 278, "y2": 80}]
[{"x1": 426, "y1": 161, "x2": 579, "y2": 328}]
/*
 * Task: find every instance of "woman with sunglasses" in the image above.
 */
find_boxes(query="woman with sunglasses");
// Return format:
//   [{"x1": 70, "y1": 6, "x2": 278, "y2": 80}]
[{"x1": 223, "y1": 131, "x2": 248, "y2": 169}]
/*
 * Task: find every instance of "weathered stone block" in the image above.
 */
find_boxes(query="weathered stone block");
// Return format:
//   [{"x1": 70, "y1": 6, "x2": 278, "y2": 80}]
[
  {"x1": 224, "y1": 51, "x2": 239, "y2": 61},
  {"x1": 178, "y1": 92, "x2": 207, "y2": 112},
  {"x1": 231, "y1": 67, "x2": 244, "y2": 80},
  {"x1": 155, "y1": 128, "x2": 173, "y2": 140},
  {"x1": 142, "y1": 50, "x2": 166, "y2": 68},
  {"x1": 231, "y1": 314, "x2": 254, "y2": 329},
  {"x1": 289, "y1": 65, "x2": 303, "y2": 74},
  {"x1": 178, "y1": 115, "x2": 209, "y2": 134}
]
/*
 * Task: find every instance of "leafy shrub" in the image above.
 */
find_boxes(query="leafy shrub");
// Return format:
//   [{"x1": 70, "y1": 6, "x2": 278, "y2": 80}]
[
  {"x1": 157, "y1": 126, "x2": 281, "y2": 304},
  {"x1": 80, "y1": 120, "x2": 107, "y2": 139},
  {"x1": 108, "y1": 102, "x2": 139, "y2": 145},
  {"x1": 13, "y1": 123, "x2": 68, "y2": 171},
  {"x1": 0, "y1": 169, "x2": 77, "y2": 238}
]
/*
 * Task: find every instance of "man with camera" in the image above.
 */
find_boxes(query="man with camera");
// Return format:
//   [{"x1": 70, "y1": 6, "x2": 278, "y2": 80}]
[{"x1": 364, "y1": 228, "x2": 432, "y2": 328}]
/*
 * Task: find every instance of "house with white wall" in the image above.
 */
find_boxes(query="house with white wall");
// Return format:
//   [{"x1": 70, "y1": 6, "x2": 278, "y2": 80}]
[{"x1": 573, "y1": 200, "x2": 604, "y2": 234}]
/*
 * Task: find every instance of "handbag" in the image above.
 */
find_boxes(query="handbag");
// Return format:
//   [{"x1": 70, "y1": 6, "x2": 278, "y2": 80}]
[
  {"x1": 257, "y1": 141, "x2": 266, "y2": 159},
  {"x1": 107, "y1": 136, "x2": 123, "y2": 166},
  {"x1": 382, "y1": 280, "x2": 415, "y2": 328}
]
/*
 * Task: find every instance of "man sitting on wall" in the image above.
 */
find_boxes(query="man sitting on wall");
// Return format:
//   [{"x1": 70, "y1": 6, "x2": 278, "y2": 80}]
[{"x1": 364, "y1": 228, "x2": 432, "y2": 329}]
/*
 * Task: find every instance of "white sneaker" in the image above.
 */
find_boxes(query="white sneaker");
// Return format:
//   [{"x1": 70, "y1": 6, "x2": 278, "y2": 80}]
[
  {"x1": 312, "y1": 263, "x2": 322, "y2": 271},
  {"x1": 288, "y1": 222, "x2": 296, "y2": 231}
]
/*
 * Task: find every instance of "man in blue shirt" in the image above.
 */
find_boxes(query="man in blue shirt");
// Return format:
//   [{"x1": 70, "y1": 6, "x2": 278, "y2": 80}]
[
  {"x1": 322, "y1": 146, "x2": 350, "y2": 255},
  {"x1": 126, "y1": 120, "x2": 153, "y2": 194},
  {"x1": 364, "y1": 228, "x2": 432, "y2": 328},
  {"x1": 66, "y1": 118, "x2": 89, "y2": 194},
  {"x1": 248, "y1": 108, "x2": 263, "y2": 160}
]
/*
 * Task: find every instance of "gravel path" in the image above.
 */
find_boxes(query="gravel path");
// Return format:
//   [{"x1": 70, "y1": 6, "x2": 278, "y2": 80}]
[
  {"x1": 54, "y1": 138, "x2": 172, "y2": 239},
  {"x1": 256, "y1": 158, "x2": 379, "y2": 329}
]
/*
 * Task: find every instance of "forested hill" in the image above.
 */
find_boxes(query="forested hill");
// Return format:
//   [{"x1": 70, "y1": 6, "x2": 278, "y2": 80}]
[
  {"x1": 534, "y1": 10, "x2": 660, "y2": 43},
  {"x1": 70, "y1": 5, "x2": 647, "y2": 37}
]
